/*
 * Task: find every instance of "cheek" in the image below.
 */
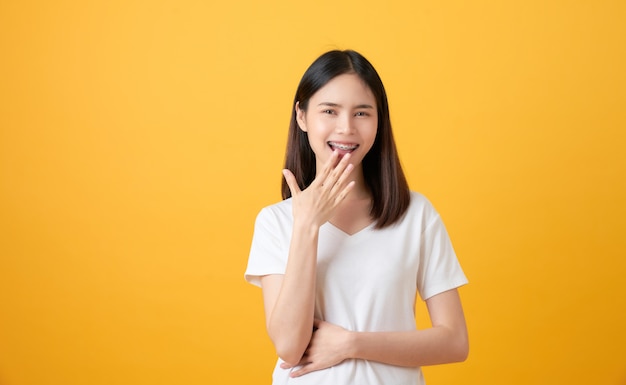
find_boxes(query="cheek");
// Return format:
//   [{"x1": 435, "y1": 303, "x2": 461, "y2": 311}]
[
  {"x1": 367, "y1": 123, "x2": 378, "y2": 144},
  {"x1": 360, "y1": 129, "x2": 378, "y2": 155}
]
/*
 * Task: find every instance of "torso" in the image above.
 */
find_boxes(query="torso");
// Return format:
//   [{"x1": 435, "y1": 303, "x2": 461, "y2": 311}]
[{"x1": 245, "y1": 191, "x2": 468, "y2": 385}]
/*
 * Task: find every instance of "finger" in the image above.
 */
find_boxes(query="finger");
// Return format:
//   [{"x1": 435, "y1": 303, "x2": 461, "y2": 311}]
[
  {"x1": 315, "y1": 151, "x2": 340, "y2": 186},
  {"x1": 320, "y1": 152, "x2": 352, "y2": 191},
  {"x1": 330, "y1": 162, "x2": 355, "y2": 194},
  {"x1": 282, "y1": 169, "x2": 301, "y2": 196}
]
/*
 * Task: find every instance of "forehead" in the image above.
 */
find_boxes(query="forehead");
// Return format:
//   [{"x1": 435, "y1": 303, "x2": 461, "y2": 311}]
[{"x1": 310, "y1": 73, "x2": 376, "y2": 105}]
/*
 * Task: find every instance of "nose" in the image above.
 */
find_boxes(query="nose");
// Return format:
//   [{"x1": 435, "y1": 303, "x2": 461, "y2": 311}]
[{"x1": 335, "y1": 114, "x2": 354, "y2": 134}]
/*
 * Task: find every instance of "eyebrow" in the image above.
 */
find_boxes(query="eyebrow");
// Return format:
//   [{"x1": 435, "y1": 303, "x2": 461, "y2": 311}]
[{"x1": 317, "y1": 102, "x2": 375, "y2": 109}]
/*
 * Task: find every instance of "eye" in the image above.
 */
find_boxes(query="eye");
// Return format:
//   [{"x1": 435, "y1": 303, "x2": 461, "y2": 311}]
[
  {"x1": 322, "y1": 109, "x2": 335, "y2": 115},
  {"x1": 355, "y1": 111, "x2": 369, "y2": 117}
]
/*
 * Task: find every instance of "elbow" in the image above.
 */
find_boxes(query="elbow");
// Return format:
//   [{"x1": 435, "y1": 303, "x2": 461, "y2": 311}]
[
  {"x1": 269, "y1": 329, "x2": 311, "y2": 367},
  {"x1": 274, "y1": 341, "x2": 306, "y2": 367},
  {"x1": 451, "y1": 333, "x2": 469, "y2": 363},
  {"x1": 454, "y1": 344, "x2": 469, "y2": 363},
  {"x1": 443, "y1": 321, "x2": 469, "y2": 363},
  {"x1": 278, "y1": 353, "x2": 304, "y2": 368},
  {"x1": 267, "y1": 318, "x2": 313, "y2": 367}
]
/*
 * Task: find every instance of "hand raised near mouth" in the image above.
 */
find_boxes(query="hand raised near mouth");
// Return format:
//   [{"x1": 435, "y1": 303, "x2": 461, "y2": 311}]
[{"x1": 282, "y1": 150, "x2": 355, "y2": 230}]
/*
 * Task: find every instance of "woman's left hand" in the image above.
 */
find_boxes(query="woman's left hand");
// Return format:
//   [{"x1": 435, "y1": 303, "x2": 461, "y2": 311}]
[{"x1": 280, "y1": 319, "x2": 352, "y2": 378}]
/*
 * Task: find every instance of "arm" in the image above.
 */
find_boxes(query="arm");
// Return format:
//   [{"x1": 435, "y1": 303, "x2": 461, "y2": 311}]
[
  {"x1": 351, "y1": 288, "x2": 468, "y2": 365},
  {"x1": 261, "y1": 151, "x2": 355, "y2": 366},
  {"x1": 287, "y1": 288, "x2": 468, "y2": 377},
  {"x1": 260, "y1": 225, "x2": 318, "y2": 365}
]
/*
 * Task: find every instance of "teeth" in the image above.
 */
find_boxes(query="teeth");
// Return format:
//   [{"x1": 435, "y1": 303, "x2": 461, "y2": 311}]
[{"x1": 329, "y1": 142, "x2": 358, "y2": 151}]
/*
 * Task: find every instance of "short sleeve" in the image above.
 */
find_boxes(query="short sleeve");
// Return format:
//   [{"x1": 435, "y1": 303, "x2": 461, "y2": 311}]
[
  {"x1": 416, "y1": 214, "x2": 468, "y2": 300},
  {"x1": 244, "y1": 206, "x2": 290, "y2": 287}
]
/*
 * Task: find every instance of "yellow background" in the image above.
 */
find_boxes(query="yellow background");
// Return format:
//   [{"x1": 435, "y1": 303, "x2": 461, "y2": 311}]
[{"x1": 1, "y1": 1, "x2": 625, "y2": 384}]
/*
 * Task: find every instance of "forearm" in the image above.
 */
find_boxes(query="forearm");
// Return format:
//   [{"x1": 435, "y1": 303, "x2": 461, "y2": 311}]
[
  {"x1": 348, "y1": 326, "x2": 469, "y2": 367},
  {"x1": 267, "y1": 222, "x2": 319, "y2": 364}
]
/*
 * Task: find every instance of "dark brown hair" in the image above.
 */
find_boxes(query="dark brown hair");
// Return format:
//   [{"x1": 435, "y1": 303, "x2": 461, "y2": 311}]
[{"x1": 281, "y1": 50, "x2": 410, "y2": 228}]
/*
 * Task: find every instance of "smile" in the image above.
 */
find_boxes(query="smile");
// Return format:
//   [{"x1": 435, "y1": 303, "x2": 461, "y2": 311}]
[{"x1": 328, "y1": 141, "x2": 359, "y2": 151}]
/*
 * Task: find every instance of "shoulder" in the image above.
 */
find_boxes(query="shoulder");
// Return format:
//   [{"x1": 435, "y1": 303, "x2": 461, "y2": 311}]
[
  {"x1": 400, "y1": 191, "x2": 443, "y2": 230},
  {"x1": 254, "y1": 198, "x2": 293, "y2": 228},
  {"x1": 407, "y1": 191, "x2": 438, "y2": 216},
  {"x1": 257, "y1": 198, "x2": 292, "y2": 217},
  {"x1": 408, "y1": 190, "x2": 431, "y2": 207}
]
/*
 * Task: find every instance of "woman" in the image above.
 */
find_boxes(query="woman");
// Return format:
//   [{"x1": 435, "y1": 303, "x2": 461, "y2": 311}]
[{"x1": 245, "y1": 49, "x2": 468, "y2": 384}]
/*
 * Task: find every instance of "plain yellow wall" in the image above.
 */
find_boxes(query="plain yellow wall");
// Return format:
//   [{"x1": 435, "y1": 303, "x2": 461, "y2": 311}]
[{"x1": 1, "y1": 1, "x2": 625, "y2": 384}]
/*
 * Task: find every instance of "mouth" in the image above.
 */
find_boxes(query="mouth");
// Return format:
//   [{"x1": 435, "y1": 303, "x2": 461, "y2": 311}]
[{"x1": 328, "y1": 141, "x2": 359, "y2": 152}]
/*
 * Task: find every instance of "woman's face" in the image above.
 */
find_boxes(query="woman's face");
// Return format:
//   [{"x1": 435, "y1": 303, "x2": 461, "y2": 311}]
[{"x1": 296, "y1": 73, "x2": 378, "y2": 174}]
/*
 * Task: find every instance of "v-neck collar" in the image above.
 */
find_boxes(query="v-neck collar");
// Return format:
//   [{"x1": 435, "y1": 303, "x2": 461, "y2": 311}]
[{"x1": 324, "y1": 221, "x2": 376, "y2": 240}]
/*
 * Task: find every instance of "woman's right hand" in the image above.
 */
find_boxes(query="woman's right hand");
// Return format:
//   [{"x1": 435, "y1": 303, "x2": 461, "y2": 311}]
[{"x1": 282, "y1": 151, "x2": 355, "y2": 230}]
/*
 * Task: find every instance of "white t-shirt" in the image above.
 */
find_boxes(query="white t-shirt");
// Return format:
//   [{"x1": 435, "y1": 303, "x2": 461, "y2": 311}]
[{"x1": 245, "y1": 191, "x2": 468, "y2": 385}]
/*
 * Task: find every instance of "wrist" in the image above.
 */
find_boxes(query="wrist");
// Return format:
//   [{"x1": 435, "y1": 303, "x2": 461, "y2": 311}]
[
  {"x1": 344, "y1": 330, "x2": 359, "y2": 360},
  {"x1": 292, "y1": 219, "x2": 321, "y2": 236}
]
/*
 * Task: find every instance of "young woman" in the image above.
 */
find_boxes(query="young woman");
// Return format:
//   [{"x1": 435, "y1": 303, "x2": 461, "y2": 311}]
[{"x1": 245, "y1": 49, "x2": 468, "y2": 385}]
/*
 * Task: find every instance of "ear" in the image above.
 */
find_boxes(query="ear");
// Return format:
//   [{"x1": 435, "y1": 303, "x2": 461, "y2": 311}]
[{"x1": 295, "y1": 102, "x2": 307, "y2": 132}]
